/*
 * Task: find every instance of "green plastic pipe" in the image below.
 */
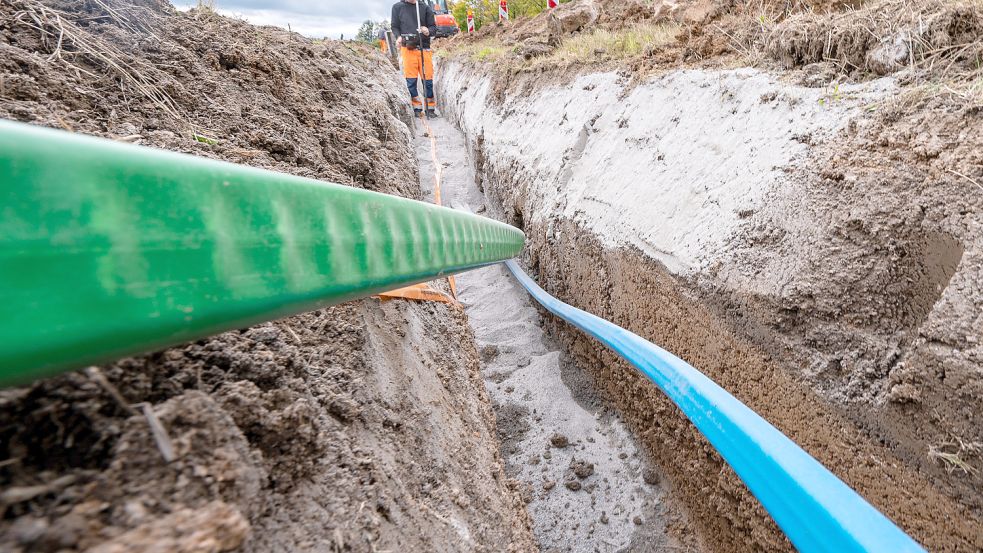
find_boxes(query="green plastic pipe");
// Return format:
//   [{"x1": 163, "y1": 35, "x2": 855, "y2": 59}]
[{"x1": 0, "y1": 119, "x2": 524, "y2": 387}]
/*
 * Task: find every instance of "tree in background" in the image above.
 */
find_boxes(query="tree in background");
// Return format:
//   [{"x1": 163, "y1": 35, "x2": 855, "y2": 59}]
[
  {"x1": 355, "y1": 19, "x2": 375, "y2": 43},
  {"x1": 448, "y1": 0, "x2": 569, "y2": 33}
]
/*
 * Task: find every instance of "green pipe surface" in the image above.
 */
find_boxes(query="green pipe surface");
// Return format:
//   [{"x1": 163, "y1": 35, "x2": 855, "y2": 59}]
[{"x1": 0, "y1": 119, "x2": 524, "y2": 387}]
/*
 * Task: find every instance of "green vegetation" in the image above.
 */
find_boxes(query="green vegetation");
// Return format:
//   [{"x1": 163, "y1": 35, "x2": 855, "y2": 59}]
[
  {"x1": 442, "y1": 38, "x2": 508, "y2": 62},
  {"x1": 438, "y1": 20, "x2": 679, "y2": 75},
  {"x1": 475, "y1": 45, "x2": 506, "y2": 61},
  {"x1": 449, "y1": 0, "x2": 572, "y2": 33},
  {"x1": 443, "y1": 21, "x2": 679, "y2": 68},
  {"x1": 193, "y1": 132, "x2": 219, "y2": 145},
  {"x1": 355, "y1": 19, "x2": 375, "y2": 44},
  {"x1": 818, "y1": 83, "x2": 842, "y2": 106}
]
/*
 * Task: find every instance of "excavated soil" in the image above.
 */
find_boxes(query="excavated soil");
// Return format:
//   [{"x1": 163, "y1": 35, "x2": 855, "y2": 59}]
[
  {"x1": 0, "y1": 1, "x2": 535, "y2": 551},
  {"x1": 437, "y1": 0, "x2": 983, "y2": 550}
]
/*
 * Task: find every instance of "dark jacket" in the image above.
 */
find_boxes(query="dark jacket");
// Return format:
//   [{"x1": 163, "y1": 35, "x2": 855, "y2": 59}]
[{"x1": 391, "y1": 0, "x2": 436, "y2": 49}]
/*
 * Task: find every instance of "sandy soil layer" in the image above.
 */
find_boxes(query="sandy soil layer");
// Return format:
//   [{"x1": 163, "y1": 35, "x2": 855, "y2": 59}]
[
  {"x1": 416, "y1": 116, "x2": 701, "y2": 552},
  {"x1": 0, "y1": 2, "x2": 535, "y2": 551},
  {"x1": 438, "y1": 56, "x2": 983, "y2": 552}
]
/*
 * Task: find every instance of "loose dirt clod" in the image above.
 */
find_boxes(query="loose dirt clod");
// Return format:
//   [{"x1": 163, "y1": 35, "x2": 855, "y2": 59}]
[
  {"x1": 550, "y1": 433, "x2": 570, "y2": 448},
  {"x1": 642, "y1": 468, "x2": 661, "y2": 485},
  {"x1": 570, "y1": 458, "x2": 595, "y2": 479}
]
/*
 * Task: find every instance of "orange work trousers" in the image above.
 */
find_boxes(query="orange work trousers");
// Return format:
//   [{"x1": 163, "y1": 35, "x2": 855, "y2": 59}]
[
  {"x1": 401, "y1": 47, "x2": 434, "y2": 79},
  {"x1": 401, "y1": 47, "x2": 435, "y2": 110}
]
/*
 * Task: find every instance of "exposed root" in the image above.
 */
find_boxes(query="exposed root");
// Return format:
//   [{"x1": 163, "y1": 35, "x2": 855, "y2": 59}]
[
  {"x1": 85, "y1": 366, "x2": 138, "y2": 416},
  {"x1": 138, "y1": 402, "x2": 177, "y2": 464},
  {"x1": 928, "y1": 438, "x2": 983, "y2": 477},
  {"x1": 764, "y1": 0, "x2": 983, "y2": 79},
  {"x1": 10, "y1": 0, "x2": 189, "y2": 131}
]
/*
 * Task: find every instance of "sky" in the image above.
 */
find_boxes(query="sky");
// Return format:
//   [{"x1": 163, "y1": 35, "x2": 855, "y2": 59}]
[{"x1": 173, "y1": 0, "x2": 397, "y2": 39}]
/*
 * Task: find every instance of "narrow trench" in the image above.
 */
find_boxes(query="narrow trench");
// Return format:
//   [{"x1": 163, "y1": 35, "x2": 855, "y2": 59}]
[{"x1": 414, "y1": 118, "x2": 691, "y2": 552}]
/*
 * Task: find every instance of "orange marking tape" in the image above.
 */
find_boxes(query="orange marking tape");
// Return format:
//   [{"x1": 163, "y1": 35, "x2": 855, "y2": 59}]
[
  {"x1": 377, "y1": 113, "x2": 458, "y2": 303},
  {"x1": 375, "y1": 283, "x2": 456, "y2": 304}
]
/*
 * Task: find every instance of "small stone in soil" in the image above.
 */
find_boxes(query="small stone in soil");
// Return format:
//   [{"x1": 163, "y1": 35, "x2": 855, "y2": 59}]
[
  {"x1": 642, "y1": 468, "x2": 660, "y2": 485},
  {"x1": 564, "y1": 479, "x2": 582, "y2": 491},
  {"x1": 618, "y1": 452, "x2": 628, "y2": 459},
  {"x1": 633, "y1": 516, "x2": 643, "y2": 525},
  {"x1": 543, "y1": 480, "x2": 556, "y2": 491},
  {"x1": 479, "y1": 344, "x2": 499, "y2": 362},
  {"x1": 600, "y1": 512, "x2": 609, "y2": 524},
  {"x1": 550, "y1": 433, "x2": 570, "y2": 448},
  {"x1": 518, "y1": 483, "x2": 534, "y2": 504}
]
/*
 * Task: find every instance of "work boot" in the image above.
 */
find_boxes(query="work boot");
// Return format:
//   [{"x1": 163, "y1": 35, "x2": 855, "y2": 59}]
[{"x1": 426, "y1": 109, "x2": 439, "y2": 118}]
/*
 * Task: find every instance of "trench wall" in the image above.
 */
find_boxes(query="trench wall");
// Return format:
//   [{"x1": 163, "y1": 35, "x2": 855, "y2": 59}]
[{"x1": 437, "y1": 60, "x2": 983, "y2": 552}]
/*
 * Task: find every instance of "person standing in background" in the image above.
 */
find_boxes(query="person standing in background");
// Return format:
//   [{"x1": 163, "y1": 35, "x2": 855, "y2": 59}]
[
  {"x1": 377, "y1": 24, "x2": 388, "y2": 53},
  {"x1": 391, "y1": 0, "x2": 438, "y2": 117}
]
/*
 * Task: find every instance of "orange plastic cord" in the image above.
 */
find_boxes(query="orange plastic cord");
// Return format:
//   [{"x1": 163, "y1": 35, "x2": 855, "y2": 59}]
[{"x1": 377, "y1": 112, "x2": 458, "y2": 303}]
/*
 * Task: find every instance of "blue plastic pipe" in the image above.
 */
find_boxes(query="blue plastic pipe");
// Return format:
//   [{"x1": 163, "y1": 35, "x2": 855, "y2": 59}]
[{"x1": 505, "y1": 260, "x2": 924, "y2": 553}]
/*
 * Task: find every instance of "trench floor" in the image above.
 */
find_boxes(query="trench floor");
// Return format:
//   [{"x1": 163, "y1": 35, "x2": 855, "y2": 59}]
[{"x1": 414, "y1": 117, "x2": 688, "y2": 552}]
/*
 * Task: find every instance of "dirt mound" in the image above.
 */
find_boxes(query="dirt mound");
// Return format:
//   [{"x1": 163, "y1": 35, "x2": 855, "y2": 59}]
[
  {"x1": 766, "y1": 0, "x2": 983, "y2": 76},
  {"x1": 0, "y1": 1, "x2": 535, "y2": 551}
]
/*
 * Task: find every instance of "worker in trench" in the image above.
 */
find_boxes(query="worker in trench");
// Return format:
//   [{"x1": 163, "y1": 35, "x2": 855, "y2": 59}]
[
  {"x1": 391, "y1": 0, "x2": 438, "y2": 117},
  {"x1": 377, "y1": 24, "x2": 388, "y2": 54}
]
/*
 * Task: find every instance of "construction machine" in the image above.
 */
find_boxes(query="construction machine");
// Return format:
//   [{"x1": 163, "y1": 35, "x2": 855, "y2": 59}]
[{"x1": 425, "y1": 0, "x2": 459, "y2": 38}]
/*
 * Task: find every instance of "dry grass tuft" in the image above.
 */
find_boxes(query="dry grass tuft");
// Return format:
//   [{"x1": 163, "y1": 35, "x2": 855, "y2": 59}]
[
  {"x1": 440, "y1": 20, "x2": 679, "y2": 70},
  {"x1": 194, "y1": 0, "x2": 219, "y2": 17},
  {"x1": 439, "y1": 39, "x2": 509, "y2": 63},
  {"x1": 9, "y1": 0, "x2": 193, "y2": 131},
  {"x1": 764, "y1": 0, "x2": 983, "y2": 76},
  {"x1": 531, "y1": 22, "x2": 680, "y2": 68}
]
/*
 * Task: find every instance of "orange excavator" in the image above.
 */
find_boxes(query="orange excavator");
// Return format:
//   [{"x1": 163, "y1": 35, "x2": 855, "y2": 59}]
[{"x1": 427, "y1": 0, "x2": 459, "y2": 38}]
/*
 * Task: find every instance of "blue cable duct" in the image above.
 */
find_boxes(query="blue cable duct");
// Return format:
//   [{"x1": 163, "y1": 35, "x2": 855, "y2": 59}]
[{"x1": 504, "y1": 260, "x2": 924, "y2": 553}]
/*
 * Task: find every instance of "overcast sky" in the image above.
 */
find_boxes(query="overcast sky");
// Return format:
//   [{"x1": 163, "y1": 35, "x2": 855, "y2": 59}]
[{"x1": 173, "y1": 0, "x2": 396, "y2": 39}]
